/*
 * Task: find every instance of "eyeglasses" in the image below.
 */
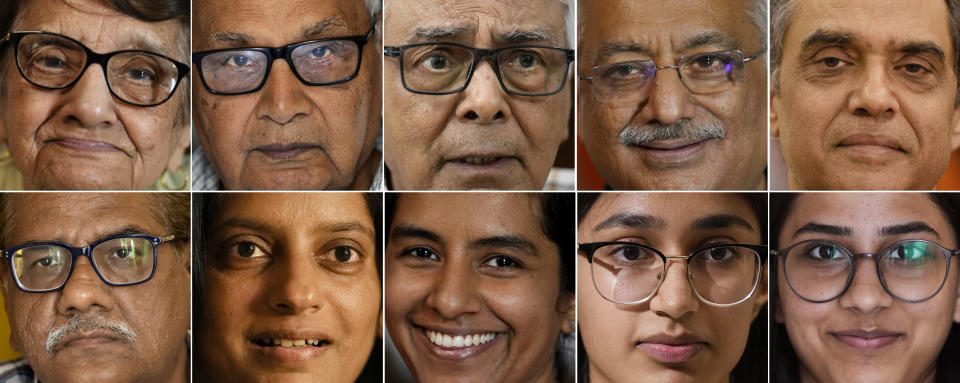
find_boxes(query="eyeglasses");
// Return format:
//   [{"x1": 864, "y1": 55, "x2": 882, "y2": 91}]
[
  {"x1": 193, "y1": 24, "x2": 375, "y2": 95},
  {"x1": 1, "y1": 234, "x2": 176, "y2": 293},
  {"x1": 384, "y1": 42, "x2": 575, "y2": 96},
  {"x1": 1, "y1": 31, "x2": 189, "y2": 107},
  {"x1": 580, "y1": 49, "x2": 764, "y2": 103},
  {"x1": 773, "y1": 239, "x2": 960, "y2": 303},
  {"x1": 579, "y1": 242, "x2": 766, "y2": 307}
]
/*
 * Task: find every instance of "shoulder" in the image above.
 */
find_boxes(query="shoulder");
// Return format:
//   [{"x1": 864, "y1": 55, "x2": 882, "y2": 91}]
[{"x1": 0, "y1": 358, "x2": 36, "y2": 383}]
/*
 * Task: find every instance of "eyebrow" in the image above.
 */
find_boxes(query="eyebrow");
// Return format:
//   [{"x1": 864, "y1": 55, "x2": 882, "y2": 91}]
[
  {"x1": 469, "y1": 234, "x2": 537, "y2": 254},
  {"x1": 879, "y1": 221, "x2": 940, "y2": 238},
  {"x1": 299, "y1": 18, "x2": 350, "y2": 39},
  {"x1": 215, "y1": 219, "x2": 374, "y2": 241},
  {"x1": 411, "y1": 26, "x2": 470, "y2": 43},
  {"x1": 678, "y1": 30, "x2": 739, "y2": 52},
  {"x1": 11, "y1": 225, "x2": 155, "y2": 247},
  {"x1": 503, "y1": 27, "x2": 557, "y2": 45},
  {"x1": 593, "y1": 213, "x2": 665, "y2": 232},
  {"x1": 793, "y1": 222, "x2": 853, "y2": 238},
  {"x1": 800, "y1": 29, "x2": 856, "y2": 51},
  {"x1": 691, "y1": 214, "x2": 755, "y2": 232},
  {"x1": 390, "y1": 224, "x2": 442, "y2": 244},
  {"x1": 897, "y1": 41, "x2": 945, "y2": 62},
  {"x1": 208, "y1": 31, "x2": 255, "y2": 46},
  {"x1": 207, "y1": 18, "x2": 350, "y2": 48}
]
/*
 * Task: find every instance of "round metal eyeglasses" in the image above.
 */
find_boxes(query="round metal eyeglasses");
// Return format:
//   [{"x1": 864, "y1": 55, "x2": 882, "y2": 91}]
[
  {"x1": 579, "y1": 242, "x2": 766, "y2": 307},
  {"x1": 772, "y1": 239, "x2": 960, "y2": 303}
]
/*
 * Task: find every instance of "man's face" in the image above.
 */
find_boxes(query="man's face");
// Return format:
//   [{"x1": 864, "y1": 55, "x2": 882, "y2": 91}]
[
  {"x1": 776, "y1": 193, "x2": 960, "y2": 383},
  {"x1": 385, "y1": 193, "x2": 573, "y2": 382},
  {"x1": 0, "y1": 0, "x2": 190, "y2": 190},
  {"x1": 383, "y1": 0, "x2": 571, "y2": 190},
  {"x1": 577, "y1": 193, "x2": 766, "y2": 383},
  {"x1": 1, "y1": 193, "x2": 189, "y2": 383},
  {"x1": 198, "y1": 193, "x2": 380, "y2": 383},
  {"x1": 772, "y1": 0, "x2": 960, "y2": 190},
  {"x1": 192, "y1": 0, "x2": 381, "y2": 190},
  {"x1": 578, "y1": 0, "x2": 767, "y2": 190}
]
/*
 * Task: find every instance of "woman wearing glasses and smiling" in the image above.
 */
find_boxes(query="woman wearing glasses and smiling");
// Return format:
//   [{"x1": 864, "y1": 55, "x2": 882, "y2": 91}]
[
  {"x1": 771, "y1": 193, "x2": 960, "y2": 383},
  {"x1": 577, "y1": 192, "x2": 768, "y2": 383},
  {"x1": 0, "y1": 0, "x2": 190, "y2": 190}
]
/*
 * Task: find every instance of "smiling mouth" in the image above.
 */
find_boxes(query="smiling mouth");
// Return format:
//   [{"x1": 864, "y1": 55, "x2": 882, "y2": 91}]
[
  {"x1": 425, "y1": 330, "x2": 499, "y2": 349},
  {"x1": 251, "y1": 337, "x2": 330, "y2": 348}
]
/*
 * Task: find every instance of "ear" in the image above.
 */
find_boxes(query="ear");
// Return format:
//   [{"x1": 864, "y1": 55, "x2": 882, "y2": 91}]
[
  {"x1": 166, "y1": 124, "x2": 190, "y2": 174},
  {"x1": 770, "y1": 90, "x2": 780, "y2": 138},
  {"x1": 752, "y1": 265, "x2": 769, "y2": 320},
  {"x1": 951, "y1": 101, "x2": 960, "y2": 151},
  {"x1": 559, "y1": 293, "x2": 576, "y2": 335}
]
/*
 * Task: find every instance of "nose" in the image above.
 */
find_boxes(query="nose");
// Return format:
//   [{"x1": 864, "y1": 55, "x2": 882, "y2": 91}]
[
  {"x1": 454, "y1": 60, "x2": 511, "y2": 124},
  {"x1": 55, "y1": 255, "x2": 115, "y2": 316},
  {"x1": 266, "y1": 251, "x2": 325, "y2": 314},
  {"x1": 636, "y1": 67, "x2": 698, "y2": 126},
  {"x1": 424, "y1": 258, "x2": 483, "y2": 319},
  {"x1": 837, "y1": 257, "x2": 893, "y2": 315},
  {"x1": 847, "y1": 63, "x2": 899, "y2": 117},
  {"x1": 255, "y1": 60, "x2": 313, "y2": 125},
  {"x1": 58, "y1": 65, "x2": 119, "y2": 129},
  {"x1": 648, "y1": 258, "x2": 699, "y2": 319}
]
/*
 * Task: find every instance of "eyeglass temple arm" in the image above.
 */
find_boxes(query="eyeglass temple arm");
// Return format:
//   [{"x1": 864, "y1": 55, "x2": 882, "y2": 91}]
[
  {"x1": 0, "y1": 34, "x2": 8, "y2": 44},
  {"x1": 743, "y1": 49, "x2": 766, "y2": 63},
  {"x1": 383, "y1": 46, "x2": 401, "y2": 57},
  {"x1": 160, "y1": 234, "x2": 176, "y2": 243}
]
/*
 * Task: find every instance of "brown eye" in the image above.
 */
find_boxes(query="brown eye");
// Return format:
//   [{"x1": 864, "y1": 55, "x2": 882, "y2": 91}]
[{"x1": 334, "y1": 246, "x2": 355, "y2": 262}]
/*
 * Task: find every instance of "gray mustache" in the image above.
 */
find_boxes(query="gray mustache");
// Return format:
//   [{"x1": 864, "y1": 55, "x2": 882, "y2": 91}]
[
  {"x1": 618, "y1": 120, "x2": 725, "y2": 146},
  {"x1": 45, "y1": 315, "x2": 136, "y2": 354}
]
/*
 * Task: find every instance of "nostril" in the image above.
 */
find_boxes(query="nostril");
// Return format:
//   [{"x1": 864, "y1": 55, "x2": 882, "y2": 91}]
[
  {"x1": 465, "y1": 111, "x2": 479, "y2": 120},
  {"x1": 493, "y1": 111, "x2": 504, "y2": 120}
]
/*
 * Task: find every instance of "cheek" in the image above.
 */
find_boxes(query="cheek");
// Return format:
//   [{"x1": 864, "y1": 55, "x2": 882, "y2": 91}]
[
  {"x1": 202, "y1": 272, "x2": 258, "y2": 335},
  {"x1": 8, "y1": 297, "x2": 54, "y2": 354},
  {"x1": 384, "y1": 264, "x2": 424, "y2": 328},
  {"x1": 483, "y1": 273, "x2": 560, "y2": 343}
]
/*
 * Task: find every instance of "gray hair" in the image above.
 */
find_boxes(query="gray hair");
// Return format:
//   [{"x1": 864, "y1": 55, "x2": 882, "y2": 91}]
[
  {"x1": 364, "y1": 0, "x2": 382, "y2": 42},
  {"x1": 772, "y1": 0, "x2": 960, "y2": 105}
]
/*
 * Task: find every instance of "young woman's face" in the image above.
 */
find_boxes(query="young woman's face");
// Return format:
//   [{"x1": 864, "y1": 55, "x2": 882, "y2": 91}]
[
  {"x1": 577, "y1": 193, "x2": 766, "y2": 383},
  {"x1": 776, "y1": 193, "x2": 960, "y2": 383},
  {"x1": 197, "y1": 193, "x2": 381, "y2": 383},
  {"x1": 385, "y1": 193, "x2": 574, "y2": 383}
]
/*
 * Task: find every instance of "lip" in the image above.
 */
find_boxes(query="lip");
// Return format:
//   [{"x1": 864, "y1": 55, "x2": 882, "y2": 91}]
[
  {"x1": 830, "y1": 329, "x2": 903, "y2": 350},
  {"x1": 54, "y1": 329, "x2": 125, "y2": 352},
  {"x1": 636, "y1": 333, "x2": 708, "y2": 364},
  {"x1": 414, "y1": 324, "x2": 504, "y2": 361},
  {"x1": 246, "y1": 329, "x2": 332, "y2": 363},
  {"x1": 443, "y1": 153, "x2": 521, "y2": 171},
  {"x1": 837, "y1": 133, "x2": 904, "y2": 156},
  {"x1": 254, "y1": 143, "x2": 323, "y2": 161},
  {"x1": 627, "y1": 138, "x2": 713, "y2": 165},
  {"x1": 48, "y1": 138, "x2": 123, "y2": 153}
]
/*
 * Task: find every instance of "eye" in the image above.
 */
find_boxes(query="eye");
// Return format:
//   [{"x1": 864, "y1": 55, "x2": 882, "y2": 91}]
[
  {"x1": 427, "y1": 55, "x2": 448, "y2": 70},
  {"x1": 482, "y1": 255, "x2": 519, "y2": 268},
  {"x1": 705, "y1": 247, "x2": 734, "y2": 261},
  {"x1": 806, "y1": 244, "x2": 843, "y2": 260},
  {"x1": 310, "y1": 46, "x2": 331, "y2": 59},
  {"x1": 692, "y1": 54, "x2": 724, "y2": 68},
  {"x1": 330, "y1": 245, "x2": 360, "y2": 263},
  {"x1": 33, "y1": 256, "x2": 60, "y2": 268},
  {"x1": 225, "y1": 54, "x2": 255, "y2": 68},
  {"x1": 889, "y1": 241, "x2": 933, "y2": 261},
  {"x1": 38, "y1": 56, "x2": 66, "y2": 68},
  {"x1": 819, "y1": 57, "x2": 843, "y2": 68},
  {"x1": 601, "y1": 62, "x2": 647, "y2": 81},
  {"x1": 404, "y1": 247, "x2": 439, "y2": 260},
  {"x1": 234, "y1": 241, "x2": 266, "y2": 258}
]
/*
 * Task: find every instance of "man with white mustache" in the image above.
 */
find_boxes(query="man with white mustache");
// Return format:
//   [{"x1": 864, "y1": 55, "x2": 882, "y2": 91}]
[
  {"x1": 0, "y1": 193, "x2": 190, "y2": 383},
  {"x1": 578, "y1": 0, "x2": 768, "y2": 190}
]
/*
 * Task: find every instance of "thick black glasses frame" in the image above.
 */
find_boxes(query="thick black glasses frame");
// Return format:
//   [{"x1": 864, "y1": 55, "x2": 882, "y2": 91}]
[
  {"x1": 579, "y1": 241, "x2": 767, "y2": 307},
  {"x1": 1, "y1": 31, "x2": 190, "y2": 107},
  {"x1": 1, "y1": 233, "x2": 175, "y2": 293},
  {"x1": 384, "y1": 42, "x2": 575, "y2": 96},
  {"x1": 772, "y1": 239, "x2": 960, "y2": 303},
  {"x1": 192, "y1": 24, "x2": 375, "y2": 95}
]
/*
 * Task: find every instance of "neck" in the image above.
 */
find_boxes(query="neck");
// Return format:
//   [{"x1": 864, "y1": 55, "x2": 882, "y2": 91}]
[{"x1": 350, "y1": 149, "x2": 380, "y2": 190}]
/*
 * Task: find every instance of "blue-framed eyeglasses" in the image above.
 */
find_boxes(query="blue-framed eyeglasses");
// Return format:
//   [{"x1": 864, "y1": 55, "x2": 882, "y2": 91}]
[
  {"x1": 1, "y1": 233, "x2": 176, "y2": 293},
  {"x1": 1, "y1": 31, "x2": 190, "y2": 107}
]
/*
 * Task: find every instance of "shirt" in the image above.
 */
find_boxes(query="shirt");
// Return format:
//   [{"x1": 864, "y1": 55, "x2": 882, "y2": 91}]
[{"x1": 0, "y1": 359, "x2": 37, "y2": 383}]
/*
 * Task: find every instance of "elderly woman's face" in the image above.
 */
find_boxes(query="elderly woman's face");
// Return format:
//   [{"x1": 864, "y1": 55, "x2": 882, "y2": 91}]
[
  {"x1": 776, "y1": 193, "x2": 960, "y2": 383},
  {"x1": 0, "y1": 0, "x2": 188, "y2": 190},
  {"x1": 198, "y1": 193, "x2": 381, "y2": 383},
  {"x1": 385, "y1": 193, "x2": 573, "y2": 383},
  {"x1": 577, "y1": 193, "x2": 766, "y2": 383}
]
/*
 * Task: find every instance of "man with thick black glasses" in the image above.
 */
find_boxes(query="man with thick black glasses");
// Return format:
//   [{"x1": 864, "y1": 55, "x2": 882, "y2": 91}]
[
  {"x1": 578, "y1": 0, "x2": 768, "y2": 190},
  {"x1": 192, "y1": 0, "x2": 383, "y2": 190},
  {"x1": 383, "y1": 0, "x2": 575, "y2": 190},
  {"x1": 0, "y1": 192, "x2": 190, "y2": 383}
]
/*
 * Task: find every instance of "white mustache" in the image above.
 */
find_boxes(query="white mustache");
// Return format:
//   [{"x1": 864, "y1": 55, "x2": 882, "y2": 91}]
[
  {"x1": 45, "y1": 315, "x2": 136, "y2": 354},
  {"x1": 618, "y1": 119, "x2": 725, "y2": 146}
]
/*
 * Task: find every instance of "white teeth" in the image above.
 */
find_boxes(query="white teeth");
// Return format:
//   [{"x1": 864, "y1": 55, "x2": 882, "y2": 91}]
[
  {"x1": 261, "y1": 338, "x2": 323, "y2": 348},
  {"x1": 425, "y1": 330, "x2": 498, "y2": 348}
]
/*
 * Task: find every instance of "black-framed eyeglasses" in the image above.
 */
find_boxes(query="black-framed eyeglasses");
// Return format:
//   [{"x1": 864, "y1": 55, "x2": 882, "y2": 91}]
[
  {"x1": 193, "y1": 24, "x2": 375, "y2": 95},
  {"x1": 384, "y1": 42, "x2": 575, "y2": 96},
  {"x1": 580, "y1": 49, "x2": 764, "y2": 103},
  {"x1": 579, "y1": 242, "x2": 766, "y2": 307},
  {"x1": 0, "y1": 31, "x2": 189, "y2": 107},
  {"x1": 1, "y1": 233, "x2": 176, "y2": 293},
  {"x1": 772, "y1": 239, "x2": 960, "y2": 303}
]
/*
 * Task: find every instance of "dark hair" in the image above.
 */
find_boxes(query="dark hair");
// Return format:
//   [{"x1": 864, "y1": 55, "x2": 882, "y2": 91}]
[
  {"x1": 770, "y1": 193, "x2": 960, "y2": 383},
  {"x1": 385, "y1": 192, "x2": 575, "y2": 383},
  {"x1": 576, "y1": 192, "x2": 768, "y2": 383},
  {"x1": 192, "y1": 192, "x2": 382, "y2": 383}
]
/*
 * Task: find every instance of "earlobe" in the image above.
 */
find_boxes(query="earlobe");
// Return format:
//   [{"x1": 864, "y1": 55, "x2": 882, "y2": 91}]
[
  {"x1": 951, "y1": 102, "x2": 960, "y2": 151},
  {"x1": 770, "y1": 90, "x2": 780, "y2": 138},
  {"x1": 559, "y1": 294, "x2": 576, "y2": 335}
]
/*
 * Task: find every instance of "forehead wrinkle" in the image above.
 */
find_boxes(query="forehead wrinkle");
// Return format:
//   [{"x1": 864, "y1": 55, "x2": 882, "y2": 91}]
[{"x1": 598, "y1": 41, "x2": 652, "y2": 59}]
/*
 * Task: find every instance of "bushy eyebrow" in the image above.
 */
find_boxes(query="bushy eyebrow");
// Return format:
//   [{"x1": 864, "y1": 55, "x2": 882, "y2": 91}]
[
  {"x1": 207, "y1": 17, "x2": 348, "y2": 47},
  {"x1": 390, "y1": 224, "x2": 442, "y2": 243},
  {"x1": 598, "y1": 30, "x2": 738, "y2": 60},
  {"x1": 793, "y1": 222, "x2": 852, "y2": 239},
  {"x1": 503, "y1": 27, "x2": 557, "y2": 45},
  {"x1": 214, "y1": 219, "x2": 375, "y2": 242},
  {"x1": 898, "y1": 41, "x2": 945, "y2": 62},
  {"x1": 411, "y1": 26, "x2": 469, "y2": 43},
  {"x1": 800, "y1": 29, "x2": 856, "y2": 52},
  {"x1": 879, "y1": 221, "x2": 940, "y2": 239},
  {"x1": 592, "y1": 213, "x2": 665, "y2": 232},
  {"x1": 469, "y1": 235, "x2": 537, "y2": 254}
]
